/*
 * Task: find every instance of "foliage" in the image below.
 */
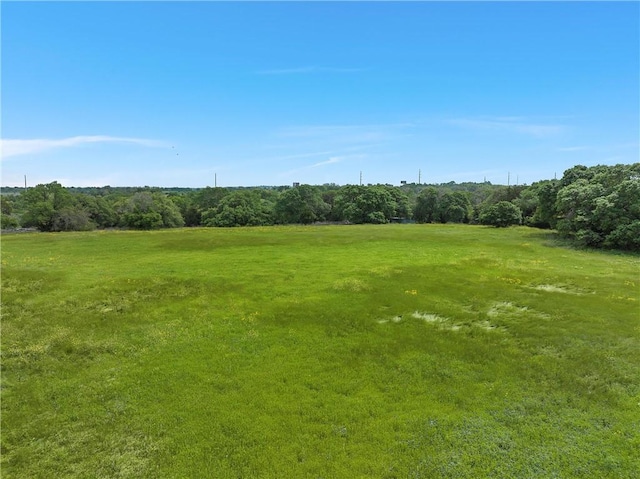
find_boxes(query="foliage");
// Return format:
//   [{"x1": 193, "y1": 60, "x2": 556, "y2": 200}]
[
  {"x1": 479, "y1": 201, "x2": 522, "y2": 227},
  {"x1": 527, "y1": 180, "x2": 560, "y2": 228},
  {"x1": 51, "y1": 206, "x2": 95, "y2": 232},
  {"x1": 20, "y1": 182, "x2": 84, "y2": 232},
  {"x1": 333, "y1": 185, "x2": 410, "y2": 223},
  {"x1": 414, "y1": 189, "x2": 476, "y2": 224},
  {"x1": 191, "y1": 187, "x2": 230, "y2": 223},
  {"x1": 76, "y1": 195, "x2": 118, "y2": 228},
  {"x1": 438, "y1": 191, "x2": 472, "y2": 223},
  {"x1": 166, "y1": 193, "x2": 201, "y2": 227},
  {"x1": 116, "y1": 192, "x2": 184, "y2": 229},
  {"x1": 1, "y1": 214, "x2": 20, "y2": 229},
  {"x1": 413, "y1": 187, "x2": 440, "y2": 223},
  {"x1": 554, "y1": 164, "x2": 640, "y2": 250},
  {"x1": 274, "y1": 185, "x2": 331, "y2": 224},
  {"x1": 1, "y1": 195, "x2": 14, "y2": 215},
  {"x1": 1, "y1": 195, "x2": 21, "y2": 229},
  {"x1": 603, "y1": 220, "x2": 640, "y2": 250},
  {"x1": 202, "y1": 190, "x2": 274, "y2": 227},
  {"x1": 6, "y1": 163, "x2": 639, "y2": 252},
  {"x1": 2, "y1": 226, "x2": 638, "y2": 477}
]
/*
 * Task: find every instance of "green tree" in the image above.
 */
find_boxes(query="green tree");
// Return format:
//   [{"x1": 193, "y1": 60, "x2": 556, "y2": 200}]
[
  {"x1": 387, "y1": 187, "x2": 412, "y2": 219},
  {"x1": 560, "y1": 164, "x2": 593, "y2": 187},
  {"x1": 333, "y1": 185, "x2": 409, "y2": 224},
  {"x1": 21, "y1": 182, "x2": 78, "y2": 231},
  {"x1": 1, "y1": 196, "x2": 14, "y2": 216},
  {"x1": 604, "y1": 221, "x2": 640, "y2": 250},
  {"x1": 117, "y1": 192, "x2": 184, "y2": 229},
  {"x1": 554, "y1": 164, "x2": 640, "y2": 250},
  {"x1": 479, "y1": 201, "x2": 522, "y2": 227},
  {"x1": 76, "y1": 194, "x2": 117, "y2": 228},
  {"x1": 274, "y1": 185, "x2": 330, "y2": 224},
  {"x1": 1, "y1": 196, "x2": 20, "y2": 229},
  {"x1": 191, "y1": 187, "x2": 229, "y2": 225},
  {"x1": 413, "y1": 187, "x2": 439, "y2": 223},
  {"x1": 168, "y1": 193, "x2": 201, "y2": 227},
  {"x1": 202, "y1": 190, "x2": 274, "y2": 227},
  {"x1": 555, "y1": 179, "x2": 606, "y2": 246},
  {"x1": 1, "y1": 213, "x2": 19, "y2": 229},
  {"x1": 438, "y1": 191, "x2": 472, "y2": 223},
  {"x1": 528, "y1": 180, "x2": 560, "y2": 228},
  {"x1": 52, "y1": 206, "x2": 95, "y2": 231}
]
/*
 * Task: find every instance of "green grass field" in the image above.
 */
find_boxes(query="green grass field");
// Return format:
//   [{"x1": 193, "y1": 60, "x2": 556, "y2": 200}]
[{"x1": 2, "y1": 225, "x2": 639, "y2": 478}]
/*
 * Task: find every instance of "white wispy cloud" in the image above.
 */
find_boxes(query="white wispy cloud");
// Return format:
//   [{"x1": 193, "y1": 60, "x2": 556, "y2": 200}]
[
  {"x1": 1, "y1": 135, "x2": 167, "y2": 159},
  {"x1": 448, "y1": 117, "x2": 565, "y2": 138},
  {"x1": 256, "y1": 66, "x2": 364, "y2": 75},
  {"x1": 311, "y1": 156, "x2": 345, "y2": 168}
]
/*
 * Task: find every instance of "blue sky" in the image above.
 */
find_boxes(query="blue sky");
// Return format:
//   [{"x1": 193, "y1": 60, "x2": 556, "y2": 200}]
[{"x1": 2, "y1": 1, "x2": 638, "y2": 187}]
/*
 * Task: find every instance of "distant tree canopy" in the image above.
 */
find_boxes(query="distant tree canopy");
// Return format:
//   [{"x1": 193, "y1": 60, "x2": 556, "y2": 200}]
[{"x1": 5, "y1": 163, "x2": 639, "y2": 251}]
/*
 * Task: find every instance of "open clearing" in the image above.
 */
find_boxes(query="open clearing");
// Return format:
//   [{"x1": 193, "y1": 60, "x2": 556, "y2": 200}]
[{"x1": 2, "y1": 225, "x2": 639, "y2": 478}]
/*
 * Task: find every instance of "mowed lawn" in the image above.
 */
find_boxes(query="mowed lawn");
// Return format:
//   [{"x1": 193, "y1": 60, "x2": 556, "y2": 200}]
[{"x1": 2, "y1": 225, "x2": 639, "y2": 478}]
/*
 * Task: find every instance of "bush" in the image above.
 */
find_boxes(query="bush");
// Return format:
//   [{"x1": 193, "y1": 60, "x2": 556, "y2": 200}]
[
  {"x1": 604, "y1": 221, "x2": 640, "y2": 251},
  {"x1": 1, "y1": 214, "x2": 19, "y2": 229},
  {"x1": 479, "y1": 201, "x2": 522, "y2": 227},
  {"x1": 52, "y1": 207, "x2": 95, "y2": 232},
  {"x1": 117, "y1": 192, "x2": 184, "y2": 229}
]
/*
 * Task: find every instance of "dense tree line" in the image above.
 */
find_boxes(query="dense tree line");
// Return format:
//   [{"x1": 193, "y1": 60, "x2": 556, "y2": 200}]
[{"x1": 2, "y1": 163, "x2": 638, "y2": 251}]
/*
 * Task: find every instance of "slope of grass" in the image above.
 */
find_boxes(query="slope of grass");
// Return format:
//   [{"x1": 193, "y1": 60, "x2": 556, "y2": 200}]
[{"x1": 2, "y1": 225, "x2": 639, "y2": 478}]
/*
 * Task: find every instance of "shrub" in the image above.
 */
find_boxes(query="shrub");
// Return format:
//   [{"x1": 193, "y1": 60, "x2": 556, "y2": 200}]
[{"x1": 479, "y1": 201, "x2": 522, "y2": 227}]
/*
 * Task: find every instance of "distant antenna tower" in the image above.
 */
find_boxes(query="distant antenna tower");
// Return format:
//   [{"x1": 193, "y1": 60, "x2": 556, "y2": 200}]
[
  {"x1": 508, "y1": 172, "x2": 511, "y2": 187},
  {"x1": 24, "y1": 175, "x2": 27, "y2": 189},
  {"x1": 418, "y1": 169, "x2": 421, "y2": 184},
  {"x1": 359, "y1": 171, "x2": 363, "y2": 186},
  {"x1": 215, "y1": 173, "x2": 217, "y2": 188}
]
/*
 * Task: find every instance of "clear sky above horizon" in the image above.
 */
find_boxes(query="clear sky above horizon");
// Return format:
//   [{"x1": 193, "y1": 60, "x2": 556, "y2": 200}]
[{"x1": 2, "y1": 1, "x2": 638, "y2": 188}]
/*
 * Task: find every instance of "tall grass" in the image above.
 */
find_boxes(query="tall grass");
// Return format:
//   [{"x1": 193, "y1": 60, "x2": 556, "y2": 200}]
[{"x1": 2, "y1": 225, "x2": 639, "y2": 478}]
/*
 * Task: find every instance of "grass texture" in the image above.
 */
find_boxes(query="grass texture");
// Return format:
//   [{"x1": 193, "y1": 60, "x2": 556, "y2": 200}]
[{"x1": 2, "y1": 225, "x2": 639, "y2": 478}]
